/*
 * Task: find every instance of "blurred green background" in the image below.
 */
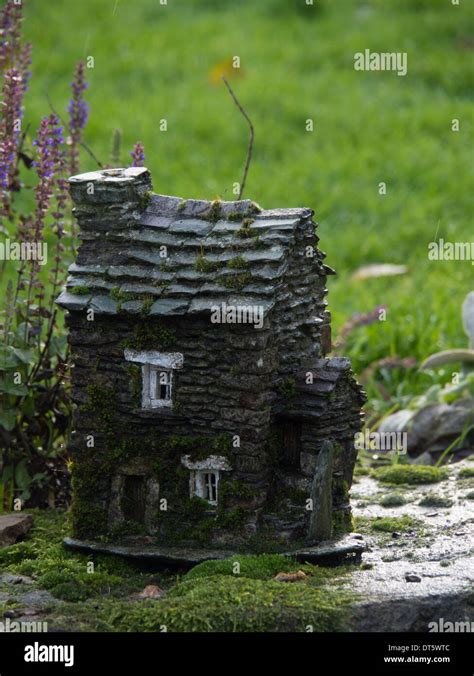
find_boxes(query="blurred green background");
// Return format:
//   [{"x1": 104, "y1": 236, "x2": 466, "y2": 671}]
[{"x1": 17, "y1": 0, "x2": 474, "y2": 408}]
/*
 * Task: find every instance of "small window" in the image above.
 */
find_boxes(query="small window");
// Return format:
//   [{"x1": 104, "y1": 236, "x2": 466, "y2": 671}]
[
  {"x1": 124, "y1": 349, "x2": 183, "y2": 410},
  {"x1": 142, "y1": 365, "x2": 174, "y2": 408},
  {"x1": 191, "y1": 470, "x2": 220, "y2": 505},
  {"x1": 150, "y1": 367, "x2": 172, "y2": 403}
]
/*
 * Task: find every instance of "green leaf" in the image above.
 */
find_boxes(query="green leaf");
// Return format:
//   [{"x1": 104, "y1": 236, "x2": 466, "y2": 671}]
[
  {"x1": 49, "y1": 335, "x2": 68, "y2": 358},
  {"x1": 0, "y1": 348, "x2": 20, "y2": 370},
  {"x1": 420, "y1": 349, "x2": 474, "y2": 370},
  {"x1": 10, "y1": 347, "x2": 35, "y2": 365},
  {"x1": 15, "y1": 459, "x2": 32, "y2": 491},
  {"x1": 0, "y1": 380, "x2": 29, "y2": 396},
  {"x1": 32, "y1": 472, "x2": 47, "y2": 483},
  {"x1": 1, "y1": 465, "x2": 14, "y2": 485},
  {"x1": 0, "y1": 409, "x2": 16, "y2": 432},
  {"x1": 14, "y1": 322, "x2": 33, "y2": 346}
]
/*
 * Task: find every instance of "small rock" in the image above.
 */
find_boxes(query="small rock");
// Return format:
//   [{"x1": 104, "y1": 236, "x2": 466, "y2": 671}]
[
  {"x1": 137, "y1": 585, "x2": 164, "y2": 599},
  {"x1": 426, "y1": 512, "x2": 439, "y2": 517},
  {"x1": 352, "y1": 533, "x2": 364, "y2": 540},
  {"x1": 0, "y1": 573, "x2": 34, "y2": 586},
  {"x1": 12, "y1": 575, "x2": 34, "y2": 585},
  {"x1": 391, "y1": 532, "x2": 401, "y2": 539},
  {"x1": 4, "y1": 607, "x2": 40, "y2": 619},
  {"x1": 18, "y1": 590, "x2": 57, "y2": 608},
  {"x1": 0, "y1": 514, "x2": 33, "y2": 547},
  {"x1": 274, "y1": 570, "x2": 307, "y2": 583},
  {"x1": 405, "y1": 573, "x2": 422, "y2": 583}
]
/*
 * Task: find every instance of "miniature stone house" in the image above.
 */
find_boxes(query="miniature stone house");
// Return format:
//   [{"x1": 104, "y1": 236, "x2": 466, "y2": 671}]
[{"x1": 57, "y1": 167, "x2": 365, "y2": 550}]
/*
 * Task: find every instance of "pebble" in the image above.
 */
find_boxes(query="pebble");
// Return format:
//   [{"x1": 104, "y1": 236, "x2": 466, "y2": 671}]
[
  {"x1": 137, "y1": 585, "x2": 164, "y2": 599},
  {"x1": 405, "y1": 573, "x2": 421, "y2": 583}
]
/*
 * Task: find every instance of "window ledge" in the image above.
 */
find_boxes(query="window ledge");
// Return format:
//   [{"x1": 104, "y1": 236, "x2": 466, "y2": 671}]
[{"x1": 131, "y1": 408, "x2": 184, "y2": 419}]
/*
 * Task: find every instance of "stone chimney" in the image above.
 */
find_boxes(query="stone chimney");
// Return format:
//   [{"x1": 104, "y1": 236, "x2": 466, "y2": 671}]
[{"x1": 68, "y1": 167, "x2": 153, "y2": 235}]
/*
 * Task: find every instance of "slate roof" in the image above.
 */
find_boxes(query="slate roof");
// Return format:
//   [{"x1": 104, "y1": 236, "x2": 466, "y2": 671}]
[
  {"x1": 57, "y1": 189, "x2": 330, "y2": 317},
  {"x1": 277, "y1": 358, "x2": 367, "y2": 421}
]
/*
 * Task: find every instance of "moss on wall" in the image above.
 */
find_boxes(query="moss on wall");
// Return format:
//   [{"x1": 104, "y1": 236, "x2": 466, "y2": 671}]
[
  {"x1": 332, "y1": 509, "x2": 354, "y2": 536},
  {"x1": 121, "y1": 320, "x2": 177, "y2": 350}
]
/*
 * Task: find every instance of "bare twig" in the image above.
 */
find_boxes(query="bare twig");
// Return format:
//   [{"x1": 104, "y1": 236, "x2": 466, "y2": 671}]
[
  {"x1": 77, "y1": 140, "x2": 104, "y2": 169},
  {"x1": 221, "y1": 76, "x2": 254, "y2": 200},
  {"x1": 46, "y1": 93, "x2": 104, "y2": 169}
]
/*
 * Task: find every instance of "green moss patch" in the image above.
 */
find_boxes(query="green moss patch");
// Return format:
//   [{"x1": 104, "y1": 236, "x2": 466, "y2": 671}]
[
  {"x1": 371, "y1": 515, "x2": 418, "y2": 533},
  {"x1": 418, "y1": 493, "x2": 453, "y2": 508},
  {"x1": 227, "y1": 255, "x2": 248, "y2": 270},
  {"x1": 379, "y1": 493, "x2": 407, "y2": 507},
  {"x1": 220, "y1": 271, "x2": 253, "y2": 290},
  {"x1": 202, "y1": 199, "x2": 222, "y2": 223},
  {"x1": 0, "y1": 510, "x2": 156, "y2": 602},
  {"x1": 68, "y1": 285, "x2": 91, "y2": 295},
  {"x1": 122, "y1": 321, "x2": 176, "y2": 350},
  {"x1": 195, "y1": 254, "x2": 220, "y2": 273},
  {"x1": 373, "y1": 464, "x2": 447, "y2": 485},
  {"x1": 279, "y1": 377, "x2": 296, "y2": 397},
  {"x1": 97, "y1": 573, "x2": 353, "y2": 632},
  {"x1": 458, "y1": 467, "x2": 474, "y2": 479},
  {"x1": 184, "y1": 554, "x2": 308, "y2": 581}
]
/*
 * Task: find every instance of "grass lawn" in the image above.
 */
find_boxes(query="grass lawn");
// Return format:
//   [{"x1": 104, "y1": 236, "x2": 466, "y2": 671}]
[{"x1": 5, "y1": 0, "x2": 474, "y2": 409}]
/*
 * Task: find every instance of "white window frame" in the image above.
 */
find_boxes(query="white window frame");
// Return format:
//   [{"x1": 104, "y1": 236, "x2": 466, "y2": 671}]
[
  {"x1": 181, "y1": 454, "x2": 232, "y2": 507},
  {"x1": 191, "y1": 469, "x2": 220, "y2": 505},
  {"x1": 143, "y1": 365, "x2": 173, "y2": 408},
  {"x1": 124, "y1": 349, "x2": 183, "y2": 410}
]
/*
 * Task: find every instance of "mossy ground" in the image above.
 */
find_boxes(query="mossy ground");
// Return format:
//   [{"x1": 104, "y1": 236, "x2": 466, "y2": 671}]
[
  {"x1": 354, "y1": 514, "x2": 421, "y2": 536},
  {"x1": 92, "y1": 574, "x2": 353, "y2": 633},
  {"x1": 0, "y1": 510, "x2": 358, "y2": 632},
  {"x1": 373, "y1": 464, "x2": 447, "y2": 486},
  {"x1": 370, "y1": 515, "x2": 419, "y2": 533},
  {"x1": 0, "y1": 511, "x2": 161, "y2": 603}
]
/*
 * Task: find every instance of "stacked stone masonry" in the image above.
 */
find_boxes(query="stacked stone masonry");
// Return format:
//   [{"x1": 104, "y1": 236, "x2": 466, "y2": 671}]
[{"x1": 56, "y1": 167, "x2": 365, "y2": 549}]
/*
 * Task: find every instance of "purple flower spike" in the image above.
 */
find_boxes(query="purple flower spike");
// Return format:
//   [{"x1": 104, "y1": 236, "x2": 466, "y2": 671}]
[
  {"x1": 130, "y1": 141, "x2": 145, "y2": 167},
  {"x1": 67, "y1": 60, "x2": 89, "y2": 175}
]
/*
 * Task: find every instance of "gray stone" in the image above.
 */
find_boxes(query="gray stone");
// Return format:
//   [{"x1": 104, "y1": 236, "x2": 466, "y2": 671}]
[
  {"x1": 89, "y1": 295, "x2": 118, "y2": 315},
  {"x1": 168, "y1": 219, "x2": 214, "y2": 236},
  {"x1": 307, "y1": 441, "x2": 334, "y2": 541},
  {"x1": 347, "y1": 460, "x2": 474, "y2": 631},
  {"x1": 380, "y1": 400, "x2": 474, "y2": 460},
  {"x1": 149, "y1": 298, "x2": 190, "y2": 315},
  {"x1": 405, "y1": 573, "x2": 422, "y2": 582},
  {"x1": 63, "y1": 534, "x2": 366, "y2": 568},
  {"x1": 0, "y1": 514, "x2": 33, "y2": 547},
  {"x1": 55, "y1": 289, "x2": 90, "y2": 311}
]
